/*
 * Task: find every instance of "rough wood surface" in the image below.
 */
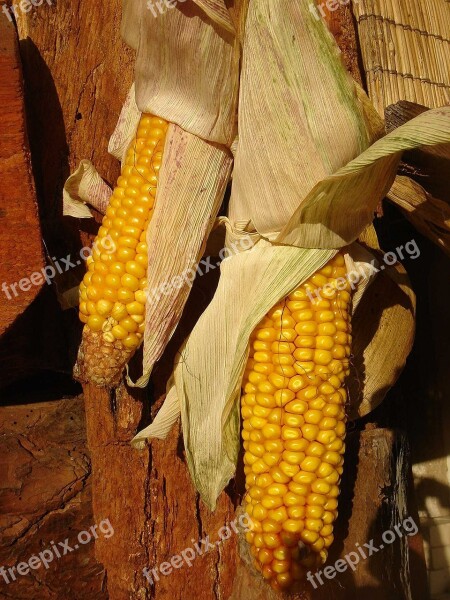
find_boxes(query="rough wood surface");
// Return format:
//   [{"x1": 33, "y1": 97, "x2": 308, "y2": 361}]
[
  {"x1": 385, "y1": 101, "x2": 450, "y2": 203},
  {"x1": 0, "y1": 396, "x2": 106, "y2": 599},
  {"x1": 0, "y1": 17, "x2": 44, "y2": 336}
]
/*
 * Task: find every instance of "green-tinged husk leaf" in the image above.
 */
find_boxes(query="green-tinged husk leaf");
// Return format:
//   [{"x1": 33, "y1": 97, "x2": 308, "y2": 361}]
[
  {"x1": 228, "y1": 0, "x2": 374, "y2": 234},
  {"x1": 278, "y1": 106, "x2": 450, "y2": 248}
]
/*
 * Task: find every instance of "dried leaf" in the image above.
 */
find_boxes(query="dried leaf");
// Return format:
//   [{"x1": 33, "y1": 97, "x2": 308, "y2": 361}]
[
  {"x1": 192, "y1": 0, "x2": 235, "y2": 34},
  {"x1": 278, "y1": 107, "x2": 450, "y2": 248},
  {"x1": 122, "y1": 0, "x2": 239, "y2": 145},
  {"x1": 127, "y1": 124, "x2": 233, "y2": 387},
  {"x1": 63, "y1": 159, "x2": 112, "y2": 218},
  {"x1": 228, "y1": 0, "x2": 373, "y2": 234}
]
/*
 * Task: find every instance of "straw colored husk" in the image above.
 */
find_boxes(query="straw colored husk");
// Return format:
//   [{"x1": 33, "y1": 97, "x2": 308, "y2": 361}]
[
  {"x1": 353, "y1": 0, "x2": 450, "y2": 115},
  {"x1": 228, "y1": 0, "x2": 373, "y2": 235},
  {"x1": 121, "y1": 0, "x2": 239, "y2": 146},
  {"x1": 129, "y1": 124, "x2": 233, "y2": 387},
  {"x1": 278, "y1": 106, "x2": 450, "y2": 248}
]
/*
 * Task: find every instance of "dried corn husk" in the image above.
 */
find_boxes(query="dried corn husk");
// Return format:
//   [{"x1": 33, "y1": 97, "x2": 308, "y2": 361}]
[{"x1": 122, "y1": 0, "x2": 239, "y2": 145}]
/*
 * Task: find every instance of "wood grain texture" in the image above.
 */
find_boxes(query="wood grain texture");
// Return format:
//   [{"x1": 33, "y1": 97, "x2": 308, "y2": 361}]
[
  {"x1": 0, "y1": 396, "x2": 106, "y2": 599},
  {"x1": 0, "y1": 17, "x2": 44, "y2": 336}
]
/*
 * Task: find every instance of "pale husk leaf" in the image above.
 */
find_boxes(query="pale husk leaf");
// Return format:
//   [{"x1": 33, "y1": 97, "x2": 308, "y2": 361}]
[
  {"x1": 349, "y1": 261, "x2": 416, "y2": 419},
  {"x1": 228, "y1": 0, "x2": 373, "y2": 234},
  {"x1": 127, "y1": 124, "x2": 233, "y2": 388},
  {"x1": 107, "y1": 84, "x2": 141, "y2": 163},
  {"x1": 192, "y1": 0, "x2": 235, "y2": 34},
  {"x1": 63, "y1": 159, "x2": 112, "y2": 218},
  {"x1": 278, "y1": 107, "x2": 450, "y2": 248},
  {"x1": 122, "y1": 0, "x2": 239, "y2": 145}
]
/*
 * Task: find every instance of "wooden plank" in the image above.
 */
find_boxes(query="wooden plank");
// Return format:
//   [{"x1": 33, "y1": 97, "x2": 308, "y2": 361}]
[
  {"x1": 0, "y1": 396, "x2": 107, "y2": 599},
  {"x1": 0, "y1": 17, "x2": 44, "y2": 336}
]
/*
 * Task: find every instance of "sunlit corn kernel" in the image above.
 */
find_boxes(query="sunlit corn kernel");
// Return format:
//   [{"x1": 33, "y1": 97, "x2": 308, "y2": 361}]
[
  {"x1": 300, "y1": 456, "x2": 321, "y2": 472},
  {"x1": 282, "y1": 451, "x2": 306, "y2": 466},
  {"x1": 274, "y1": 365, "x2": 297, "y2": 377},
  {"x1": 317, "y1": 429, "x2": 337, "y2": 445},
  {"x1": 311, "y1": 480, "x2": 331, "y2": 495},
  {"x1": 301, "y1": 424, "x2": 320, "y2": 442},
  {"x1": 323, "y1": 451, "x2": 342, "y2": 466},
  {"x1": 122, "y1": 333, "x2": 140, "y2": 349},
  {"x1": 268, "y1": 373, "x2": 290, "y2": 389},
  {"x1": 265, "y1": 439, "x2": 284, "y2": 453},
  {"x1": 254, "y1": 363, "x2": 274, "y2": 376},
  {"x1": 279, "y1": 461, "x2": 300, "y2": 478},
  {"x1": 252, "y1": 503, "x2": 268, "y2": 521},
  {"x1": 262, "y1": 424, "x2": 281, "y2": 440},
  {"x1": 324, "y1": 470, "x2": 340, "y2": 485},
  {"x1": 257, "y1": 381, "x2": 276, "y2": 395},
  {"x1": 270, "y1": 466, "x2": 290, "y2": 484},
  {"x1": 267, "y1": 408, "x2": 282, "y2": 425},
  {"x1": 263, "y1": 452, "x2": 281, "y2": 467},
  {"x1": 253, "y1": 405, "x2": 271, "y2": 419},
  {"x1": 304, "y1": 410, "x2": 322, "y2": 425},
  {"x1": 276, "y1": 328, "x2": 297, "y2": 342},
  {"x1": 87, "y1": 315, "x2": 105, "y2": 331},
  {"x1": 282, "y1": 519, "x2": 304, "y2": 534},
  {"x1": 284, "y1": 399, "x2": 308, "y2": 415},
  {"x1": 281, "y1": 426, "x2": 300, "y2": 441},
  {"x1": 294, "y1": 361, "x2": 315, "y2": 375},
  {"x1": 283, "y1": 413, "x2": 305, "y2": 428},
  {"x1": 284, "y1": 438, "x2": 309, "y2": 452}
]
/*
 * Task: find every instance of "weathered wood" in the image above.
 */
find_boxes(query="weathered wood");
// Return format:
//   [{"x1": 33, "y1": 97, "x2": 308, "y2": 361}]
[
  {"x1": 0, "y1": 17, "x2": 44, "y2": 336},
  {"x1": 323, "y1": 2, "x2": 363, "y2": 85},
  {"x1": 0, "y1": 396, "x2": 106, "y2": 599},
  {"x1": 385, "y1": 101, "x2": 450, "y2": 203}
]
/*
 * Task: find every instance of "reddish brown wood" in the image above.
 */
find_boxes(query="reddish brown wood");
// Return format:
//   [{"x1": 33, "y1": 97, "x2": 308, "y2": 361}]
[
  {"x1": 0, "y1": 396, "x2": 106, "y2": 599},
  {"x1": 0, "y1": 17, "x2": 44, "y2": 336},
  {"x1": 322, "y1": 2, "x2": 363, "y2": 86}
]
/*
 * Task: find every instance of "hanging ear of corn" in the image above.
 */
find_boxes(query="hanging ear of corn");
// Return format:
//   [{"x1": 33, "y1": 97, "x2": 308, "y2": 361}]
[
  {"x1": 243, "y1": 252, "x2": 350, "y2": 591},
  {"x1": 75, "y1": 114, "x2": 168, "y2": 386},
  {"x1": 68, "y1": 1, "x2": 239, "y2": 386}
]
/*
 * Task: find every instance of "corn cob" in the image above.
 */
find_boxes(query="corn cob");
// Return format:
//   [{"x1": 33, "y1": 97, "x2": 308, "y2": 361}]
[
  {"x1": 242, "y1": 252, "x2": 351, "y2": 591},
  {"x1": 75, "y1": 114, "x2": 168, "y2": 386}
]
